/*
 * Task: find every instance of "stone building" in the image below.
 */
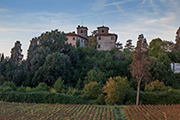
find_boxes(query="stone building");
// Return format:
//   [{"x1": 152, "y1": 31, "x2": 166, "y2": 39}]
[
  {"x1": 95, "y1": 26, "x2": 117, "y2": 50},
  {"x1": 65, "y1": 25, "x2": 118, "y2": 50},
  {"x1": 65, "y1": 25, "x2": 88, "y2": 48}
]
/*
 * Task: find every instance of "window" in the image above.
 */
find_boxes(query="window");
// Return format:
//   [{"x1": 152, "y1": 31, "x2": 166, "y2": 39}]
[
  {"x1": 73, "y1": 37, "x2": 75, "y2": 40},
  {"x1": 81, "y1": 30, "x2": 83, "y2": 33},
  {"x1": 111, "y1": 37, "x2": 114, "y2": 40},
  {"x1": 102, "y1": 30, "x2": 104, "y2": 33},
  {"x1": 98, "y1": 45, "x2": 101, "y2": 48},
  {"x1": 66, "y1": 37, "x2": 68, "y2": 40},
  {"x1": 81, "y1": 39, "x2": 83, "y2": 43},
  {"x1": 98, "y1": 37, "x2": 101, "y2": 40}
]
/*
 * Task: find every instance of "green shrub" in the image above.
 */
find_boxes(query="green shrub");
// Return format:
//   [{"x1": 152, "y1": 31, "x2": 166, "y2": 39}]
[
  {"x1": 66, "y1": 87, "x2": 81, "y2": 97},
  {"x1": 2, "y1": 81, "x2": 16, "y2": 91},
  {"x1": 34, "y1": 82, "x2": 50, "y2": 91},
  {"x1": 83, "y1": 81, "x2": 102, "y2": 99},
  {"x1": 25, "y1": 87, "x2": 32, "y2": 92},
  {"x1": 17, "y1": 86, "x2": 26, "y2": 92},
  {"x1": 50, "y1": 88, "x2": 56, "y2": 93},
  {"x1": 145, "y1": 80, "x2": 170, "y2": 92},
  {"x1": 0, "y1": 91, "x2": 90, "y2": 104},
  {"x1": 54, "y1": 77, "x2": 64, "y2": 93},
  {"x1": 0, "y1": 86, "x2": 13, "y2": 92},
  {"x1": 125, "y1": 89, "x2": 180, "y2": 105}
]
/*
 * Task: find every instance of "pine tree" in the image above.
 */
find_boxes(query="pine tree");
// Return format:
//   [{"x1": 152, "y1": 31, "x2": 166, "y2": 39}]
[
  {"x1": 124, "y1": 39, "x2": 134, "y2": 51},
  {"x1": 10, "y1": 41, "x2": 23, "y2": 65},
  {"x1": 0, "y1": 53, "x2": 4, "y2": 62}
]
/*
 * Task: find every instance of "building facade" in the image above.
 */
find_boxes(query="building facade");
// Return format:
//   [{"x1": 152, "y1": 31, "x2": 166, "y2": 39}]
[
  {"x1": 65, "y1": 25, "x2": 88, "y2": 48},
  {"x1": 65, "y1": 25, "x2": 118, "y2": 50},
  {"x1": 95, "y1": 26, "x2": 117, "y2": 50},
  {"x1": 171, "y1": 63, "x2": 180, "y2": 73}
]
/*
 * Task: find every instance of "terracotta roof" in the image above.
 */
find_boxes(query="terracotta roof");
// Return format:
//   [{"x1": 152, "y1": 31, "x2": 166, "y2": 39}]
[{"x1": 65, "y1": 32, "x2": 88, "y2": 40}]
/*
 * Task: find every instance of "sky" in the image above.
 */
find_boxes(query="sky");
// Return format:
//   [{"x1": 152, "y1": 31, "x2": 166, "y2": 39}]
[{"x1": 0, "y1": 0, "x2": 180, "y2": 59}]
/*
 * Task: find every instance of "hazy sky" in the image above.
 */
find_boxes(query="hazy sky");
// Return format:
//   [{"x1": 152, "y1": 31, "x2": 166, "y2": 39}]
[{"x1": 0, "y1": 0, "x2": 180, "y2": 59}]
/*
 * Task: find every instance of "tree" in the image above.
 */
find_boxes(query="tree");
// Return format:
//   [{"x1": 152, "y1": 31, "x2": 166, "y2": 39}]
[
  {"x1": 174, "y1": 27, "x2": 180, "y2": 51},
  {"x1": 10, "y1": 41, "x2": 23, "y2": 65},
  {"x1": 26, "y1": 30, "x2": 79, "y2": 86},
  {"x1": 124, "y1": 39, "x2": 134, "y2": 51},
  {"x1": 114, "y1": 41, "x2": 123, "y2": 50},
  {"x1": 84, "y1": 67, "x2": 106, "y2": 84},
  {"x1": 130, "y1": 34, "x2": 151, "y2": 105},
  {"x1": 32, "y1": 52, "x2": 72, "y2": 86},
  {"x1": 0, "y1": 53, "x2": 4, "y2": 62},
  {"x1": 97, "y1": 52, "x2": 114, "y2": 78},
  {"x1": 149, "y1": 38, "x2": 167, "y2": 56},
  {"x1": 91, "y1": 30, "x2": 98, "y2": 36},
  {"x1": 85, "y1": 36, "x2": 97, "y2": 49},
  {"x1": 163, "y1": 40, "x2": 174, "y2": 52},
  {"x1": 150, "y1": 53, "x2": 173, "y2": 86},
  {"x1": 102, "y1": 76, "x2": 130, "y2": 105},
  {"x1": 83, "y1": 81, "x2": 102, "y2": 99},
  {"x1": 0, "y1": 57, "x2": 17, "y2": 82},
  {"x1": 145, "y1": 80, "x2": 169, "y2": 92}
]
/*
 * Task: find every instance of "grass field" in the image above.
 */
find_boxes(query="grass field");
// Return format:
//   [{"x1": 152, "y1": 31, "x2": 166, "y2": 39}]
[{"x1": 1, "y1": 101, "x2": 180, "y2": 120}]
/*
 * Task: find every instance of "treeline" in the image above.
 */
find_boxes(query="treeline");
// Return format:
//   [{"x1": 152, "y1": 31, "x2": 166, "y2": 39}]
[{"x1": 1, "y1": 28, "x2": 180, "y2": 105}]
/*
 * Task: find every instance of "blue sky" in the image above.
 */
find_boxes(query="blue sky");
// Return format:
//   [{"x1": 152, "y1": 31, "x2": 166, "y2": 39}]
[{"x1": 0, "y1": 0, "x2": 180, "y2": 59}]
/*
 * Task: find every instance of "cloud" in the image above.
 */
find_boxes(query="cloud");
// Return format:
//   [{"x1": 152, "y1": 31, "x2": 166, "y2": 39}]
[
  {"x1": 141, "y1": 0, "x2": 146, "y2": 4},
  {"x1": 92, "y1": 0, "x2": 107, "y2": 11},
  {"x1": 0, "y1": 27, "x2": 43, "y2": 32},
  {"x1": 92, "y1": 0, "x2": 131, "y2": 12},
  {"x1": 105, "y1": 1, "x2": 127, "y2": 6},
  {"x1": 145, "y1": 19, "x2": 157, "y2": 24},
  {"x1": 0, "y1": 8, "x2": 8, "y2": 12}
]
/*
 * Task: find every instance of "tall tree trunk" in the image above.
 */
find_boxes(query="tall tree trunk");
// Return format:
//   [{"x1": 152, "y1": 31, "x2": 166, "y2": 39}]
[{"x1": 136, "y1": 80, "x2": 141, "y2": 105}]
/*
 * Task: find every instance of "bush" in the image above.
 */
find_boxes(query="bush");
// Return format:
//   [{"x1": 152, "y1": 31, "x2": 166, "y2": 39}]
[
  {"x1": 0, "y1": 86, "x2": 13, "y2": 92},
  {"x1": 54, "y1": 77, "x2": 64, "y2": 93},
  {"x1": 26, "y1": 87, "x2": 32, "y2": 92},
  {"x1": 66, "y1": 87, "x2": 81, "y2": 97},
  {"x1": 50, "y1": 88, "x2": 56, "y2": 93},
  {"x1": 2, "y1": 81, "x2": 16, "y2": 91},
  {"x1": 34, "y1": 82, "x2": 50, "y2": 91},
  {"x1": 145, "y1": 80, "x2": 170, "y2": 92},
  {"x1": 17, "y1": 86, "x2": 26, "y2": 92},
  {"x1": 83, "y1": 81, "x2": 102, "y2": 99},
  {"x1": 125, "y1": 89, "x2": 180, "y2": 105},
  {"x1": 0, "y1": 91, "x2": 90, "y2": 104}
]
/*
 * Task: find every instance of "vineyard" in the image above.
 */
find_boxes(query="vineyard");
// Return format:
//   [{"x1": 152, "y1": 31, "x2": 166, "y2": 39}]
[
  {"x1": 124, "y1": 104, "x2": 180, "y2": 120},
  {"x1": 0, "y1": 102, "x2": 117, "y2": 120},
  {"x1": 1, "y1": 102, "x2": 180, "y2": 120}
]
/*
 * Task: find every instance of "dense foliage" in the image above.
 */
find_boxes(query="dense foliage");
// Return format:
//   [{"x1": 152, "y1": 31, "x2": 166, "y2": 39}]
[{"x1": 1, "y1": 28, "x2": 180, "y2": 105}]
